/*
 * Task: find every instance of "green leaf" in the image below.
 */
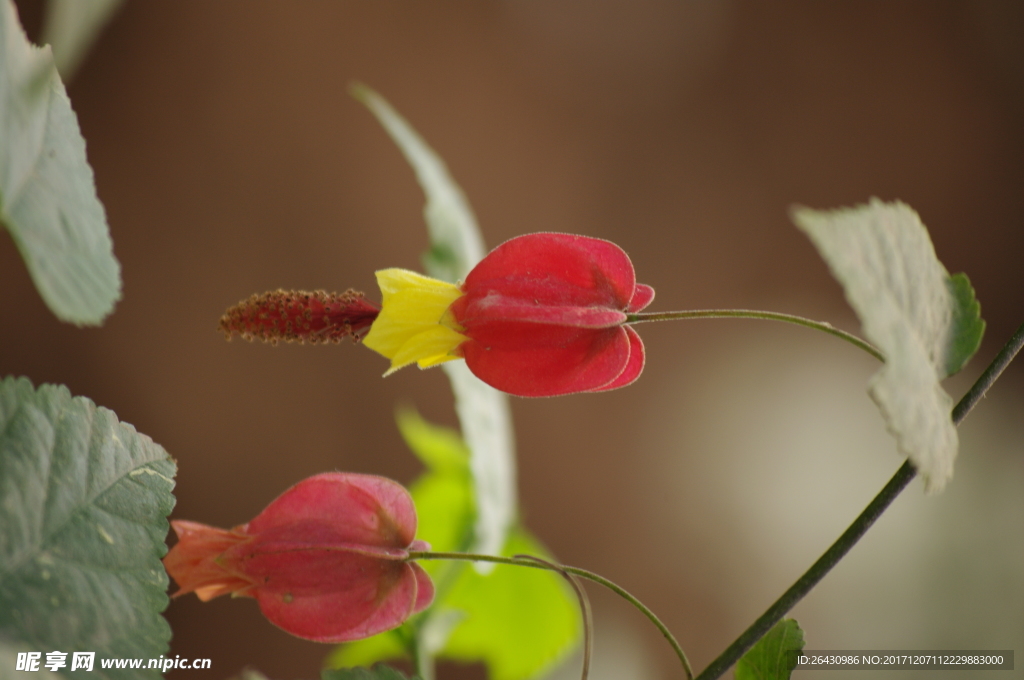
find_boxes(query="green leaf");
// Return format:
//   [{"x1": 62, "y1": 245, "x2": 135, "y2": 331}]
[
  {"x1": 793, "y1": 199, "x2": 985, "y2": 492},
  {"x1": 0, "y1": 0, "x2": 121, "y2": 325},
  {"x1": 735, "y1": 619, "x2": 804, "y2": 680},
  {"x1": 396, "y1": 415, "x2": 579, "y2": 680},
  {"x1": 0, "y1": 639, "x2": 64, "y2": 679},
  {"x1": 397, "y1": 408, "x2": 471, "y2": 474},
  {"x1": 326, "y1": 631, "x2": 409, "y2": 673},
  {"x1": 438, "y1": 528, "x2": 580, "y2": 680},
  {"x1": 0, "y1": 376, "x2": 176, "y2": 680},
  {"x1": 333, "y1": 531, "x2": 580, "y2": 680},
  {"x1": 322, "y1": 666, "x2": 419, "y2": 680},
  {"x1": 397, "y1": 409, "x2": 474, "y2": 560},
  {"x1": 943, "y1": 273, "x2": 985, "y2": 376},
  {"x1": 440, "y1": 363, "x2": 517, "y2": 561},
  {"x1": 352, "y1": 83, "x2": 516, "y2": 560},
  {"x1": 41, "y1": 0, "x2": 125, "y2": 81}
]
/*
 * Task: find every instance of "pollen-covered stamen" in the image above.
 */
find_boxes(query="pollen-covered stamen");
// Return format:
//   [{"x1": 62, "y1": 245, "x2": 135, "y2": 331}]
[{"x1": 219, "y1": 289, "x2": 381, "y2": 345}]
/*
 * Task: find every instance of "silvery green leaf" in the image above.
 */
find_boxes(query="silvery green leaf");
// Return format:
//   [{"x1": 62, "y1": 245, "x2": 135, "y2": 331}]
[
  {"x1": 793, "y1": 199, "x2": 985, "y2": 492},
  {"x1": 41, "y1": 0, "x2": 125, "y2": 80},
  {"x1": 0, "y1": 376, "x2": 176, "y2": 680},
  {"x1": 350, "y1": 83, "x2": 484, "y2": 283},
  {"x1": 0, "y1": 0, "x2": 121, "y2": 325},
  {"x1": 353, "y1": 84, "x2": 516, "y2": 560}
]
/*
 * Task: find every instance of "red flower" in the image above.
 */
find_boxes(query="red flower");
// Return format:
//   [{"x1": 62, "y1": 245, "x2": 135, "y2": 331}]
[
  {"x1": 364, "y1": 233, "x2": 654, "y2": 397},
  {"x1": 163, "y1": 473, "x2": 434, "y2": 643}
]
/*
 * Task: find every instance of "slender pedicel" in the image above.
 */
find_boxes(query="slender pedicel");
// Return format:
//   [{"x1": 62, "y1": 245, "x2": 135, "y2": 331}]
[{"x1": 409, "y1": 550, "x2": 694, "y2": 680}]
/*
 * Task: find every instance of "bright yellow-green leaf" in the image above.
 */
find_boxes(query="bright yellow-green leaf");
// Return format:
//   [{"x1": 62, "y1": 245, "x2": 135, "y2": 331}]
[
  {"x1": 397, "y1": 408, "x2": 470, "y2": 474},
  {"x1": 735, "y1": 619, "x2": 804, "y2": 680},
  {"x1": 325, "y1": 633, "x2": 409, "y2": 674},
  {"x1": 397, "y1": 409, "x2": 474, "y2": 563},
  {"x1": 439, "y1": 528, "x2": 580, "y2": 680}
]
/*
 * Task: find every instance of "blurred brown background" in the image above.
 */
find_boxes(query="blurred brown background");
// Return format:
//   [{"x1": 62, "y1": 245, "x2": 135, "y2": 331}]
[{"x1": 3, "y1": 2, "x2": 1023, "y2": 679}]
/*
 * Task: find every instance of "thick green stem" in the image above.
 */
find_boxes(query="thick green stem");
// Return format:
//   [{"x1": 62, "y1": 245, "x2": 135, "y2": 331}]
[
  {"x1": 408, "y1": 550, "x2": 694, "y2": 680},
  {"x1": 693, "y1": 320, "x2": 1024, "y2": 680},
  {"x1": 627, "y1": 309, "x2": 884, "y2": 362}
]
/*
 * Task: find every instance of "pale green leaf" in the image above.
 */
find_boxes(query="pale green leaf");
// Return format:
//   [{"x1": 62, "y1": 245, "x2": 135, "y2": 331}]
[
  {"x1": 441, "y1": 362, "x2": 516, "y2": 561},
  {"x1": 349, "y1": 82, "x2": 484, "y2": 283},
  {"x1": 735, "y1": 619, "x2": 804, "y2": 680},
  {"x1": 0, "y1": 376, "x2": 176, "y2": 680},
  {"x1": 41, "y1": 0, "x2": 125, "y2": 81},
  {"x1": 352, "y1": 83, "x2": 516, "y2": 560},
  {"x1": 793, "y1": 199, "x2": 985, "y2": 491},
  {"x1": 0, "y1": 0, "x2": 121, "y2": 325}
]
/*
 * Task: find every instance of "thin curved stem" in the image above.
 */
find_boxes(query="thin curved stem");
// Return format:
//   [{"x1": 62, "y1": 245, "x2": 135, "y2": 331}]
[
  {"x1": 408, "y1": 550, "x2": 694, "y2": 680},
  {"x1": 627, "y1": 309, "x2": 884, "y2": 363},
  {"x1": 693, "y1": 320, "x2": 1024, "y2": 680},
  {"x1": 515, "y1": 554, "x2": 593, "y2": 680}
]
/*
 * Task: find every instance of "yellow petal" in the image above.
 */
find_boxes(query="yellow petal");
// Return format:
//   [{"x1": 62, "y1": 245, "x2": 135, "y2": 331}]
[
  {"x1": 386, "y1": 325, "x2": 467, "y2": 374},
  {"x1": 364, "y1": 269, "x2": 466, "y2": 373}
]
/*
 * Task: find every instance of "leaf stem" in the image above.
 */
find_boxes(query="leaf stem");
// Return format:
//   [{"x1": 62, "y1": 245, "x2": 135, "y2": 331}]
[
  {"x1": 626, "y1": 309, "x2": 884, "y2": 363},
  {"x1": 693, "y1": 320, "x2": 1024, "y2": 680},
  {"x1": 408, "y1": 550, "x2": 694, "y2": 680}
]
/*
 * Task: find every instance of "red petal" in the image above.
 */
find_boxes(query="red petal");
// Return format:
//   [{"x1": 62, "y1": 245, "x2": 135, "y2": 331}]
[
  {"x1": 460, "y1": 233, "x2": 637, "y2": 314},
  {"x1": 589, "y1": 325, "x2": 645, "y2": 392},
  {"x1": 461, "y1": 325, "x2": 631, "y2": 397},
  {"x1": 627, "y1": 284, "x2": 655, "y2": 313},
  {"x1": 457, "y1": 294, "x2": 627, "y2": 328},
  {"x1": 246, "y1": 549, "x2": 426, "y2": 642},
  {"x1": 410, "y1": 563, "x2": 435, "y2": 615},
  {"x1": 246, "y1": 473, "x2": 418, "y2": 550}
]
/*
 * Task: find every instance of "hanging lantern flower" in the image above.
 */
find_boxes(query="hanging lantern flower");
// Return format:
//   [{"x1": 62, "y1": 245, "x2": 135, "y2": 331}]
[
  {"x1": 219, "y1": 233, "x2": 653, "y2": 397},
  {"x1": 163, "y1": 472, "x2": 433, "y2": 643},
  {"x1": 363, "y1": 233, "x2": 653, "y2": 396}
]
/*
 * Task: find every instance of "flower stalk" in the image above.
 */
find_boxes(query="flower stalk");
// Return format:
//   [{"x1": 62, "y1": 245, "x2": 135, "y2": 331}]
[
  {"x1": 408, "y1": 550, "x2": 694, "y2": 680},
  {"x1": 627, "y1": 309, "x2": 884, "y2": 363}
]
